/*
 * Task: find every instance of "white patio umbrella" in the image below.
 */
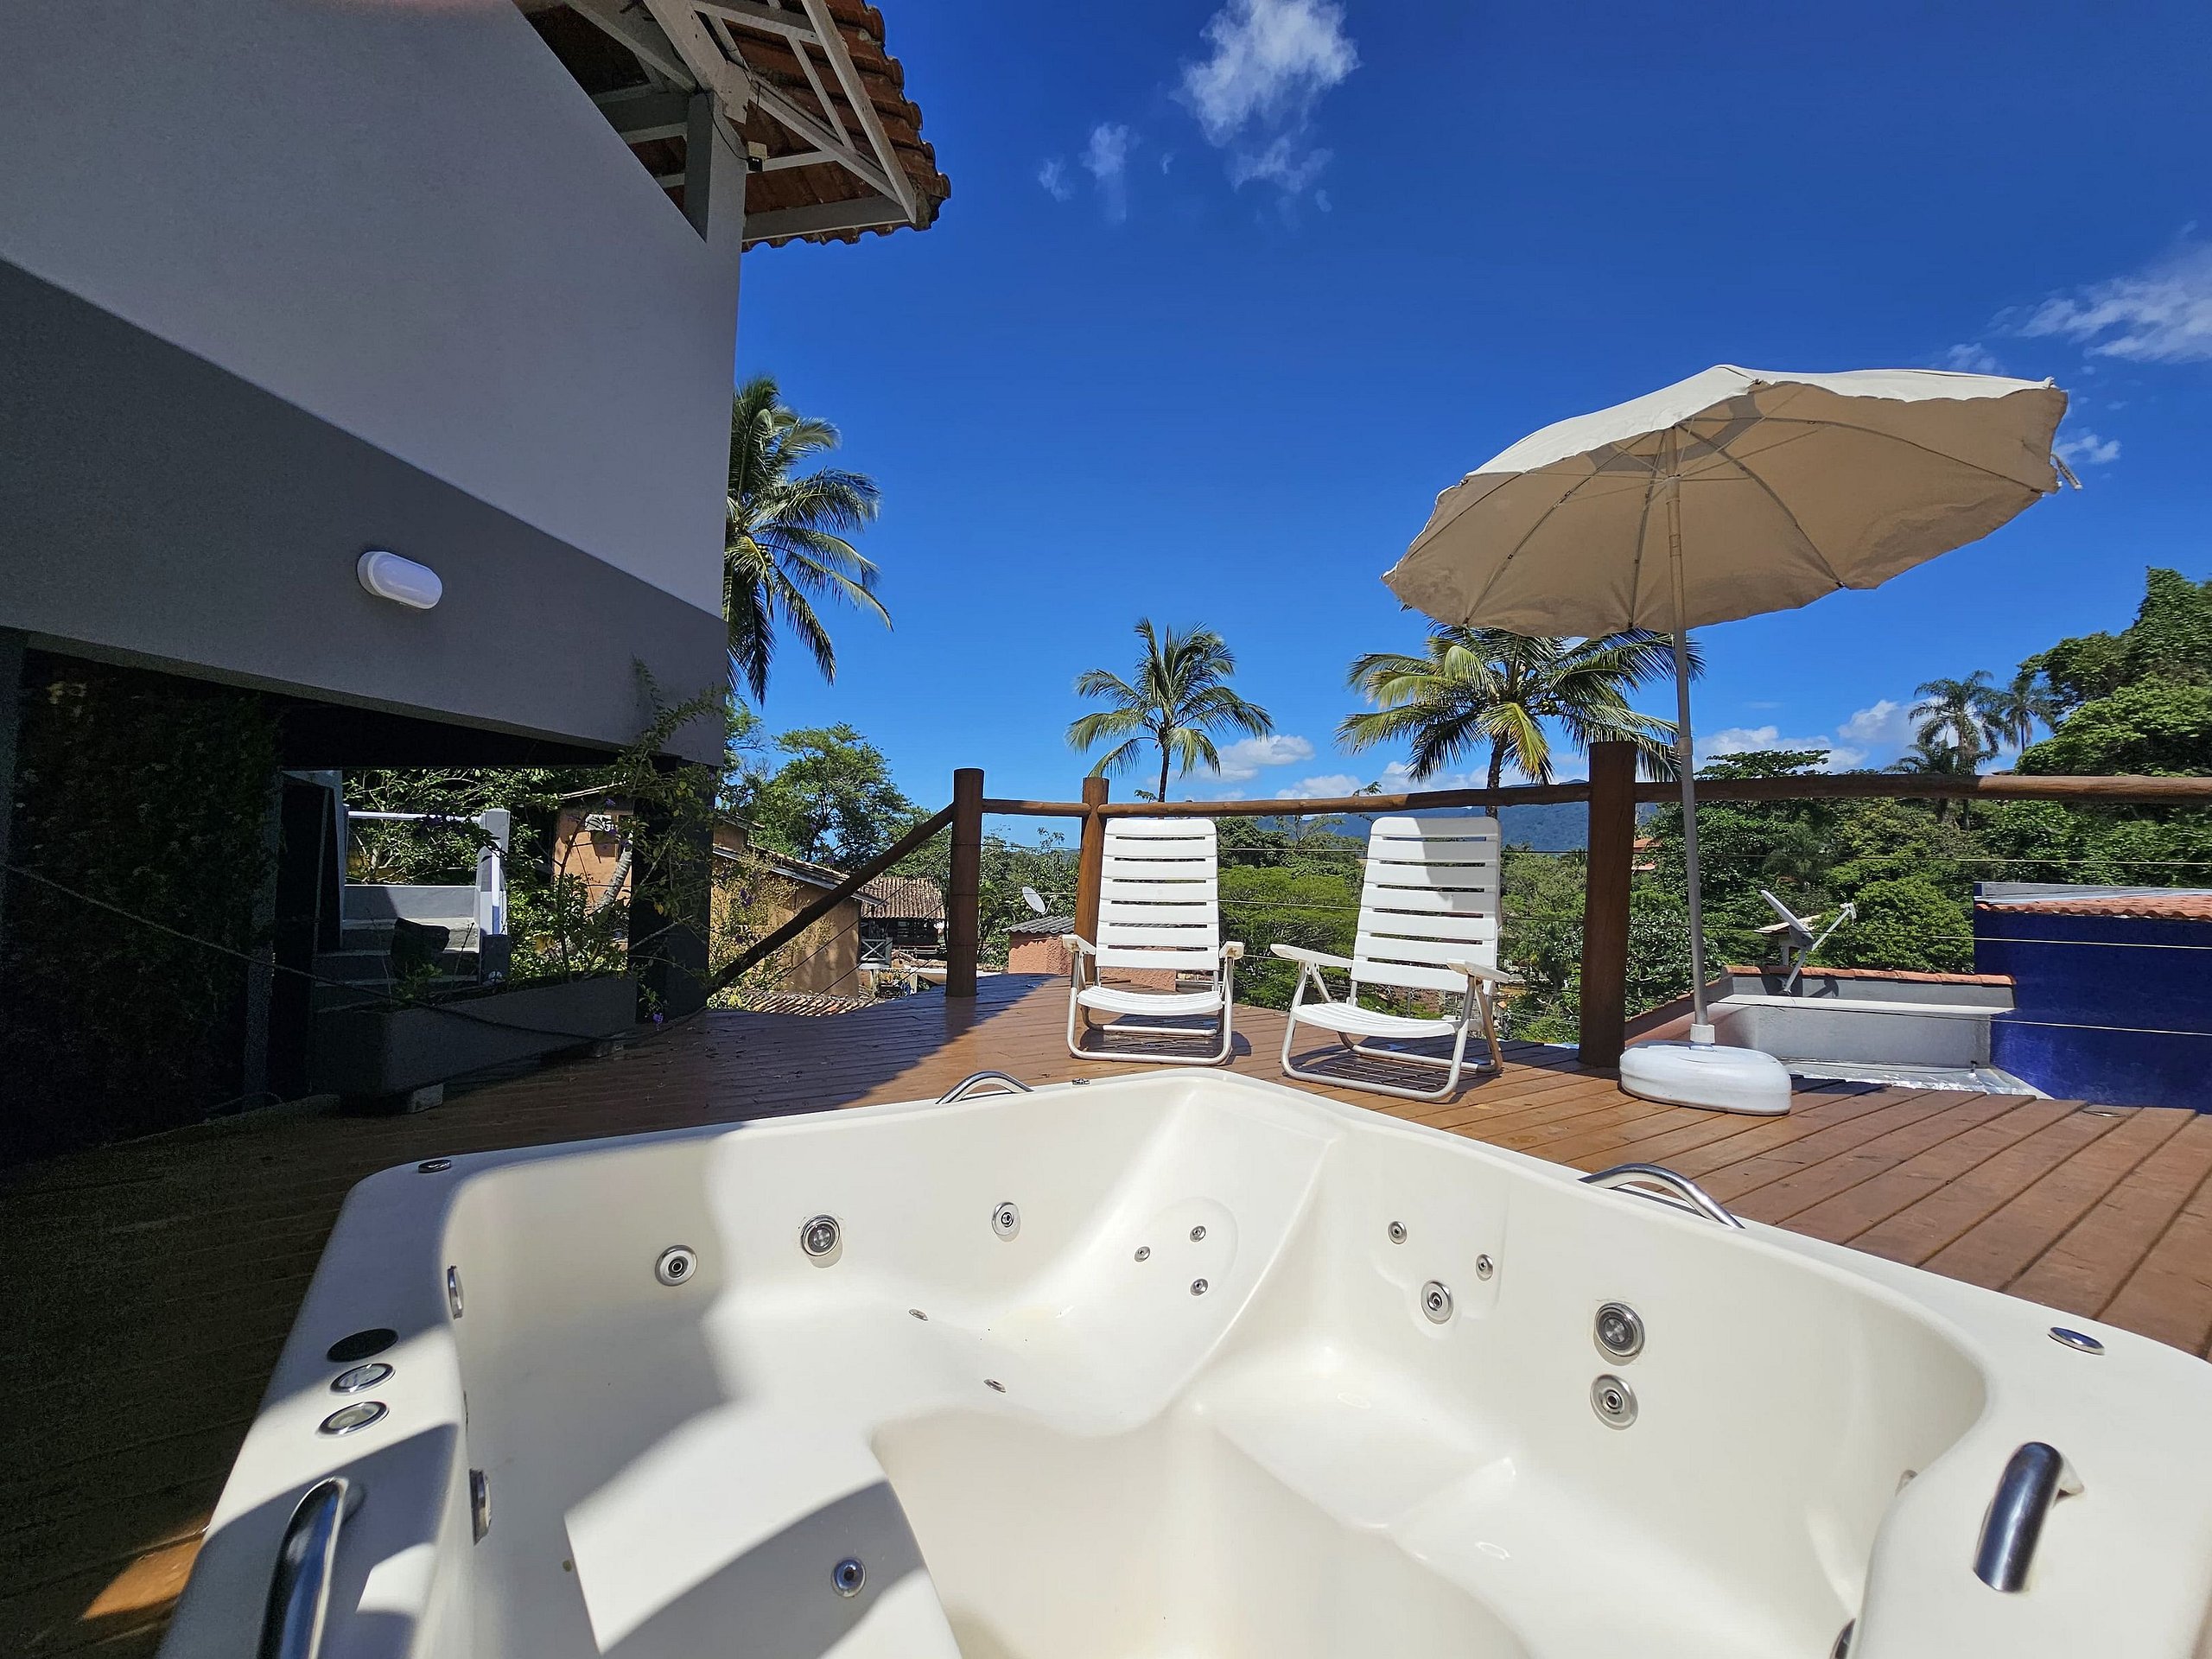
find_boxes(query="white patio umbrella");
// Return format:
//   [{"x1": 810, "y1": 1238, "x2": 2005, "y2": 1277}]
[{"x1": 1384, "y1": 365, "x2": 2071, "y2": 1111}]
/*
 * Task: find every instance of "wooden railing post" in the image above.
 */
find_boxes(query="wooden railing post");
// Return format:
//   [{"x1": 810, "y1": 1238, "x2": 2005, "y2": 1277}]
[
  {"x1": 945, "y1": 768, "x2": 984, "y2": 998},
  {"x1": 1578, "y1": 741, "x2": 1637, "y2": 1069},
  {"x1": 1074, "y1": 775, "x2": 1109, "y2": 943}
]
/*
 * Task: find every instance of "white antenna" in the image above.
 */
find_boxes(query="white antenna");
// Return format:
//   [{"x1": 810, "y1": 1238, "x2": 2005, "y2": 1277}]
[
  {"x1": 1020, "y1": 886, "x2": 1048, "y2": 915},
  {"x1": 1756, "y1": 888, "x2": 1856, "y2": 994}
]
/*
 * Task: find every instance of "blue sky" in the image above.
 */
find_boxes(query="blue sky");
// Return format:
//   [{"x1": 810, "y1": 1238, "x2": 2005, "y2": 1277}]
[{"x1": 735, "y1": 0, "x2": 2212, "y2": 817}]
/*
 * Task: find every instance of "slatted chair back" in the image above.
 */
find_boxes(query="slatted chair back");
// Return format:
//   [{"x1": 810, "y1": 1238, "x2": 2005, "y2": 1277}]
[
  {"x1": 1351, "y1": 815, "x2": 1504, "y2": 996},
  {"x1": 1096, "y1": 817, "x2": 1221, "y2": 976}
]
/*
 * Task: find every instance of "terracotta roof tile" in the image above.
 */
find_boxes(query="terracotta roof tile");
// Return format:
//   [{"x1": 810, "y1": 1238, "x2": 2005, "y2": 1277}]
[
  {"x1": 860, "y1": 875, "x2": 944, "y2": 919},
  {"x1": 1975, "y1": 893, "x2": 2212, "y2": 921}
]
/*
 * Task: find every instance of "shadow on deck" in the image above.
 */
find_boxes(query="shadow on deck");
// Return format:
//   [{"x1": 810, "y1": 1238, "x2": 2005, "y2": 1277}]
[{"x1": 5, "y1": 972, "x2": 2210, "y2": 1656}]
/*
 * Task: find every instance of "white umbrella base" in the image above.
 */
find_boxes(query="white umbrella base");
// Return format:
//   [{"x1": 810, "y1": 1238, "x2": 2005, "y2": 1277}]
[{"x1": 1620, "y1": 1040, "x2": 1792, "y2": 1116}]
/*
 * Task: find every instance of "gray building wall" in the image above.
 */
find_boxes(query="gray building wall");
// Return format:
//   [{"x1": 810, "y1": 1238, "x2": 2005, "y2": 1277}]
[
  {"x1": 0, "y1": 264, "x2": 727, "y2": 760},
  {"x1": 0, "y1": 0, "x2": 745, "y2": 760}
]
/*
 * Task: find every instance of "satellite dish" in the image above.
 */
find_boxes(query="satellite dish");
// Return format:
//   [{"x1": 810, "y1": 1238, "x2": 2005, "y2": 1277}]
[{"x1": 1020, "y1": 886, "x2": 1048, "y2": 915}]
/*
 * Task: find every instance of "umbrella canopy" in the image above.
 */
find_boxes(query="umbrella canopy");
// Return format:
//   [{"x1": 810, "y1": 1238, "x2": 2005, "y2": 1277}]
[
  {"x1": 1385, "y1": 365, "x2": 2069, "y2": 637},
  {"x1": 1382, "y1": 365, "x2": 2070, "y2": 1090}
]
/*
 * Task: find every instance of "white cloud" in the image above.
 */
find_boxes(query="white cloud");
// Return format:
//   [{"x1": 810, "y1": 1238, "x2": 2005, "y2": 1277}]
[
  {"x1": 1226, "y1": 134, "x2": 1333, "y2": 193},
  {"x1": 1694, "y1": 697, "x2": 1913, "y2": 772},
  {"x1": 1036, "y1": 157, "x2": 1071, "y2": 201},
  {"x1": 1082, "y1": 122, "x2": 1135, "y2": 221},
  {"x1": 1178, "y1": 0, "x2": 1354, "y2": 202},
  {"x1": 1211, "y1": 733, "x2": 1315, "y2": 782},
  {"x1": 1274, "y1": 772, "x2": 1363, "y2": 800},
  {"x1": 1936, "y1": 341, "x2": 2003, "y2": 374},
  {"x1": 2018, "y1": 241, "x2": 2212, "y2": 364},
  {"x1": 2055, "y1": 428, "x2": 2122, "y2": 467},
  {"x1": 1698, "y1": 723, "x2": 1810, "y2": 761},
  {"x1": 1837, "y1": 697, "x2": 1910, "y2": 752}
]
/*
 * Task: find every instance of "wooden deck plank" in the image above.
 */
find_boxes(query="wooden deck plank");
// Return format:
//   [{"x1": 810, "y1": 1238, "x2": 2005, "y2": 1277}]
[
  {"x1": 1923, "y1": 1108, "x2": 2191, "y2": 1293},
  {"x1": 1681, "y1": 1091, "x2": 1956, "y2": 1199},
  {"x1": 2099, "y1": 1161, "x2": 2212, "y2": 1356},
  {"x1": 1, "y1": 973, "x2": 2202, "y2": 1659},
  {"x1": 1844, "y1": 1108, "x2": 2126, "y2": 1267},
  {"x1": 2006, "y1": 1116, "x2": 2212, "y2": 1320},
  {"x1": 1728, "y1": 1090, "x2": 2035, "y2": 1225}
]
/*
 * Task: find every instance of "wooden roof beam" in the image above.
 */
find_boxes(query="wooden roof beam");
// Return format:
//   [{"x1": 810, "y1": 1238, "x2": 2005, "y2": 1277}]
[
  {"x1": 693, "y1": 0, "x2": 821, "y2": 46},
  {"x1": 796, "y1": 0, "x2": 919, "y2": 224},
  {"x1": 743, "y1": 193, "x2": 906, "y2": 241},
  {"x1": 566, "y1": 0, "x2": 695, "y2": 87}
]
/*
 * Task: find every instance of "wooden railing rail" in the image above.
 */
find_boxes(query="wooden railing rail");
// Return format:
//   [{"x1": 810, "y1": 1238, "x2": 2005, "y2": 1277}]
[
  {"x1": 1092, "y1": 783, "x2": 1598, "y2": 817},
  {"x1": 1633, "y1": 773, "x2": 2212, "y2": 805},
  {"x1": 980, "y1": 798, "x2": 1092, "y2": 816},
  {"x1": 721, "y1": 765, "x2": 2209, "y2": 1032}
]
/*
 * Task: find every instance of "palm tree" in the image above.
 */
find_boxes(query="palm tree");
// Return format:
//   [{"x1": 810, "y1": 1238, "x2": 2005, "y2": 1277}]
[
  {"x1": 1910, "y1": 672, "x2": 2006, "y2": 773},
  {"x1": 723, "y1": 374, "x2": 886, "y2": 703},
  {"x1": 1889, "y1": 732, "x2": 1970, "y2": 823},
  {"x1": 1068, "y1": 621, "x2": 1274, "y2": 802},
  {"x1": 1985, "y1": 664, "x2": 2059, "y2": 754},
  {"x1": 1338, "y1": 626, "x2": 1693, "y2": 788}
]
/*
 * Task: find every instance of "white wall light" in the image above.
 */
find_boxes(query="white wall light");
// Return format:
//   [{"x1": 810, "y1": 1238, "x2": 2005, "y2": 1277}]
[{"x1": 357, "y1": 549, "x2": 442, "y2": 611}]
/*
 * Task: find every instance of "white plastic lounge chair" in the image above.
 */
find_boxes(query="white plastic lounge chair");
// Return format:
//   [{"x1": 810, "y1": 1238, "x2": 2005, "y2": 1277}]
[
  {"x1": 1272, "y1": 814, "x2": 1518, "y2": 1101},
  {"x1": 1065, "y1": 817, "x2": 1242, "y2": 1065}
]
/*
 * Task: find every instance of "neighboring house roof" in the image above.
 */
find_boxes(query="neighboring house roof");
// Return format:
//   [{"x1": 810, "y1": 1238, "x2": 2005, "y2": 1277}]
[
  {"x1": 740, "y1": 844, "x2": 852, "y2": 893},
  {"x1": 859, "y1": 875, "x2": 944, "y2": 919},
  {"x1": 1976, "y1": 889, "x2": 2212, "y2": 922},
  {"x1": 1009, "y1": 914, "x2": 1076, "y2": 938},
  {"x1": 520, "y1": 0, "x2": 949, "y2": 248}
]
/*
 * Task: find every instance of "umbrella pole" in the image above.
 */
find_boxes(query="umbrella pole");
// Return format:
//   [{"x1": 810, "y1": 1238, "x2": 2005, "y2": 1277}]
[{"x1": 1664, "y1": 452, "x2": 1714, "y2": 1045}]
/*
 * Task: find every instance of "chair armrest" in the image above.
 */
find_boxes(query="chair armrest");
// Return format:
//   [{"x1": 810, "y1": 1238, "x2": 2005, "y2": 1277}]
[
  {"x1": 1448, "y1": 959, "x2": 1522, "y2": 985},
  {"x1": 1222, "y1": 941, "x2": 1246, "y2": 961},
  {"x1": 1060, "y1": 934, "x2": 1097, "y2": 957},
  {"x1": 1271, "y1": 944, "x2": 1355, "y2": 969}
]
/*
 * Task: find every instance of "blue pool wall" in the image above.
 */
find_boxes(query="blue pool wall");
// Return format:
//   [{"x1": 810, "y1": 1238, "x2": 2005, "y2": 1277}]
[{"x1": 1976, "y1": 906, "x2": 2212, "y2": 1111}]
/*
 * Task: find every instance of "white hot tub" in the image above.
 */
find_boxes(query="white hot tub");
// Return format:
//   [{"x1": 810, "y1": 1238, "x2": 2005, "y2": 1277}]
[{"x1": 162, "y1": 1071, "x2": 2212, "y2": 1659}]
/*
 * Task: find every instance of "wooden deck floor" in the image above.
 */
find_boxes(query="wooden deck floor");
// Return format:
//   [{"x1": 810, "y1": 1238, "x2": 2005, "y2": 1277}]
[{"x1": 7, "y1": 972, "x2": 2212, "y2": 1655}]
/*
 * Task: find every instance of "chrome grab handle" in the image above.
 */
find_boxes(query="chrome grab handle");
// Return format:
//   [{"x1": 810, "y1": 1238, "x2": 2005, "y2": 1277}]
[
  {"x1": 260, "y1": 1477, "x2": 348, "y2": 1659},
  {"x1": 1580, "y1": 1163, "x2": 1745, "y2": 1229},
  {"x1": 937, "y1": 1071, "x2": 1033, "y2": 1104},
  {"x1": 1975, "y1": 1442, "x2": 2078, "y2": 1592}
]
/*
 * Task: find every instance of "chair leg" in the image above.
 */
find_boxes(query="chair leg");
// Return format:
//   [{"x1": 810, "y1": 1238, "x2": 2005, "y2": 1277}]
[
  {"x1": 1211, "y1": 957, "x2": 1236, "y2": 1065},
  {"x1": 1476, "y1": 985, "x2": 1504, "y2": 1071}
]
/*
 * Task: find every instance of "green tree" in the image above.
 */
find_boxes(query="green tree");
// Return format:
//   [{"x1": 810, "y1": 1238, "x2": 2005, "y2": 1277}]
[
  {"x1": 1910, "y1": 671, "x2": 2005, "y2": 772},
  {"x1": 1887, "y1": 733, "x2": 1971, "y2": 823},
  {"x1": 1338, "y1": 626, "x2": 1690, "y2": 787},
  {"x1": 1068, "y1": 620, "x2": 1275, "y2": 802},
  {"x1": 732, "y1": 724, "x2": 921, "y2": 866},
  {"x1": 723, "y1": 373, "x2": 887, "y2": 702},
  {"x1": 1986, "y1": 664, "x2": 2061, "y2": 752},
  {"x1": 1821, "y1": 876, "x2": 1972, "y2": 975},
  {"x1": 2023, "y1": 567, "x2": 2212, "y2": 714},
  {"x1": 1219, "y1": 864, "x2": 1362, "y2": 1008},
  {"x1": 2016, "y1": 681, "x2": 2212, "y2": 776}
]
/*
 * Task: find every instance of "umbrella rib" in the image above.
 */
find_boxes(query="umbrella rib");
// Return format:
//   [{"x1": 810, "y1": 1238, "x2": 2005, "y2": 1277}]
[
  {"x1": 1435, "y1": 462, "x2": 1627, "y2": 623},
  {"x1": 1700, "y1": 443, "x2": 1850, "y2": 590},
  {"x1": 1744, "y1": 415, "x2": 2051, "y2": 493},
  {"x1": 1629, "y1": 451, "x2": 1660, "y2": 631}
]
